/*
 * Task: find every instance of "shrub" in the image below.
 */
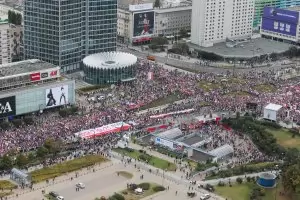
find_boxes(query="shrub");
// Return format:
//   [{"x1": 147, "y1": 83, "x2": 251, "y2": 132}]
[
  {"x1": 0, "y1": 121, "x2": 10, "y2": 130},
  {"x1": 246, "y1": 176, "x2": 251, "y2": 182},
  {"x1": 24, "y1": 116, "x2": 34, "y2": 125},
  {"x1": 110, "y1": 193, "x2": 124, "y2": 200},
  {"x1": 121, "y1": 191, "x2": 128, "y2": 195},
  {"x1": 218, "y1": 181, "x2": 225, "y2": 186},
  {"x1": 138, "y1": 154, "x2": 152, "y2": 162},
  {"x1": 236, "y1": 177, "x2": 243, "y2": 184},
  {"x1": 124, "y1": 147, "x2": 134, "y2": 153},
  {"x1": 152, "y1": 185, "x2": 165, "y2": 192},
  {"x1": 138, "y1": 183, "x2": 150, "y2": 190},
  {"x1": 12, "y1": 119, "x2": 22, "y2": 127}
]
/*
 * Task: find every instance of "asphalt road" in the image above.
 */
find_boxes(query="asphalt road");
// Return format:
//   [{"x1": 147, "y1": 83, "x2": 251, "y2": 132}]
[{"x1": 120, "y1": 47, "x2": 296, "y2": 74}]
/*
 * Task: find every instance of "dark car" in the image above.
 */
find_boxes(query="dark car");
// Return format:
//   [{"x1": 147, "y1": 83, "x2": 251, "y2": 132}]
[{"x1": 49, "y1": 191, "x2": 59, "y2": 198}]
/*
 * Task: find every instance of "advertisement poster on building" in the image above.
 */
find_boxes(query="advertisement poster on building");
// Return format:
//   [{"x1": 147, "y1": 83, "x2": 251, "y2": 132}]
[
  {"x1": 133, "y1": 11, "x2": 154, "y2": 37},
  {"x1": 45, "y1": 85, "x2": 68, "y2": 108},
  {"x1": 155, "y1": 137, "x2": 174, "y2": 149},
  {"x1": 261, "y1": 7, "x2": 299, "y2": 36},
  {"x1": 0, "y1": 96, "x2": 16, "y2": 118}
]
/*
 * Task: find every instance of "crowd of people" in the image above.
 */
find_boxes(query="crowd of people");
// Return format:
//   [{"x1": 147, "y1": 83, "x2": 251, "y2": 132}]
[{"x1": 0, "y1": 59, "x2": 299, "y2": 161}]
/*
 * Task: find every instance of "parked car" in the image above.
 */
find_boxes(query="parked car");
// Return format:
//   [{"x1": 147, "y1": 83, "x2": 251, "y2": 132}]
[
  {"x1": 49, "y1": 191, "x2": 59, "y2": 198},
  {"x1": 56, "y1": 196, "x2": 64, "y2": 200},
  {"x1": 200, "y1": 194, "x2": 211, "y2": 200},
  {"x1": 76, "y1": 182, "x2": 85, "y2": 189}
]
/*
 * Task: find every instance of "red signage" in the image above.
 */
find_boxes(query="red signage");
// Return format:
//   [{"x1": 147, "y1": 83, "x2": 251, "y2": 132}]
[
  {"x1": 30, "y1": 72, "x2": 41, "y2": 81},
  {"x1": 50, "y1": 70, "x2": 57, "y2": 77}
]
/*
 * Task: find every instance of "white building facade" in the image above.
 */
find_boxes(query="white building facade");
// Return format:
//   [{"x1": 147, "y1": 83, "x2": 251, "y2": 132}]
[
  {"x1": 0, "y1": 23, "x2": 23, "y2": 64},
  {"x1": 117, "y1": 3, "x2": 192, "y2": 44},
  {"x1": 191, "y1": 0, "x2": 254, "y2": 47}
]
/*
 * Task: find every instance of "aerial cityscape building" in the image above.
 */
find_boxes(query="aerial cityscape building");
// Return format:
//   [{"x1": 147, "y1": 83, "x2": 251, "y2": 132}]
[
  {"x1": 191, "y1": 0, "x2": 254, "y2": 47},
  {"x1": 24, "y1": 0, "x2": 117, "y2": 73}
]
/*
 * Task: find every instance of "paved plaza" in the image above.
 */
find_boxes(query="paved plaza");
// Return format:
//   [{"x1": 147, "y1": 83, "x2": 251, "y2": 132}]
[{"x1": 11, "y1": 157, "x2": 224, "y2": 200}]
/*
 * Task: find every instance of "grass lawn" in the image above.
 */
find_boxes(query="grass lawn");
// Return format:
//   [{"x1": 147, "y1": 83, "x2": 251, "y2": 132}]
[
  {"x1": 117, "y1": 171, "x2": 133, "y2": 179},
  {"x1": 226, "y1": 77, "x2": 247, "y2": 84},
  {"x1": 198, "y1": 81, "x2": 222, "y2": 92},
  {"x1": 30, "y1": 155, "x2": 108, "y2": 183},
  {"x1": 113, "y1": 148, "x2": 177, "y2": 171},
  {"x1": 140, "y1": 92, "x2": 182, "y2": 110},
  {"x1": 266, "y1": 128, "x2": 300, "y2": 150},
  {"x1": 0, "y1": 192, "x2": 13, "y2": 198},
  {"x1": 121, "y1": 183, "x2": 164, "y2": 200},
  {"x1": 225, "y1": 91, "x2": 251, "y2": 97},
  {"x1": 0, "y1": 180, "x2": 17, "y2": 190},
  {"x1": 215, "y1": 182, "x2": 293, "y2": 200},
  {"x1": 254, "y1": 84, "x2": 277, "y2": 93}
]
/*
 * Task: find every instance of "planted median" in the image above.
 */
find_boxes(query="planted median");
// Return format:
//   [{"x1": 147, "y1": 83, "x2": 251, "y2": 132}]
[
  {"x1": 30, "y1": 155, "x2": 108, "y2": 183},
  {"x1": 113, "y1": 147, "x2": 177, "y2": 171}
]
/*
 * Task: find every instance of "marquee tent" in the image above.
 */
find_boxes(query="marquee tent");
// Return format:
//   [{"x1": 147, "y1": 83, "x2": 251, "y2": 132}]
[
  {"x1": 75, "y1": 122, "x2": 131, "y2": 139},
  {"x1": 263, "y1": 103, "x2": 283, "y2": 121}
]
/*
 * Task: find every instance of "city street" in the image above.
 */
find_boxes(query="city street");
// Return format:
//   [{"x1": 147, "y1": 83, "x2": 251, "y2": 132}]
[{"x1": 15, "y1": 159, "x2": 224, "y2": 200}]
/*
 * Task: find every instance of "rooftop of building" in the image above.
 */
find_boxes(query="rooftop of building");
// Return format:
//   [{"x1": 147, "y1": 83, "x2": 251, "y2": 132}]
[
  {"x1": 0, "y1": 78, "x2": 73, "y2": 99},
  {"x1": 188, "y1": 37, "x2": 292, "y2": 59},
  {"x1": 83, "y1": 52, "x2": 137, "y2": 69},
  {"x1": 117, "y1": 0, "x2": 191, "y2": 11},
  {"x1": 0, "y1": 59, "x2": 58, "y2": 77},
  {"x1": 286, "y1": 6, "x2": 300, "y2": 11}
]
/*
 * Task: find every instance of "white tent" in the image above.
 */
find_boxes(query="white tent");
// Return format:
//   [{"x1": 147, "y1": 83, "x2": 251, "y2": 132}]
[
  {"x1": 209, "y1": 144, "x2": 234, "y2": 160},
  {"x1": 263, "y1": 103, "x2": 282, "y2": 121}
]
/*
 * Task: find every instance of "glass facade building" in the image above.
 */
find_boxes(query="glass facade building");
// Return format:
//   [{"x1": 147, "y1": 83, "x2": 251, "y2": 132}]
[
  {"x1": 253, "y1": 0, "x2": 300, "y2": 29},
  {"x1": 24, "y1": 0, "x2": 117, "y2": 73}
]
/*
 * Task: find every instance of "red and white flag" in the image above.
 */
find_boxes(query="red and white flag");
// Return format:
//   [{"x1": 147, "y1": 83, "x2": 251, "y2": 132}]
[{"x1": 147, "y1": 72, "x2": 154, "y2": 80}]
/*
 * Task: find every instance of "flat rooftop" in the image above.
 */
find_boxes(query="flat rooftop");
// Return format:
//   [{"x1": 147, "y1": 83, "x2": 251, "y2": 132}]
[
  {"x1": 182, "y1": 135, "x2": 203, "y2": 145},
  {"x1": 0, "y1": 59, "x2": 58, "y2": 77},
  {"x1": 189, "y1": 38, "x2": 292, "y2": 59},
  {"x1": 0, "y1": 78, "x2": 73, "y2": 98},
  {"x1": 118, "y1": 0, "x2": 154, "y2": 10}
]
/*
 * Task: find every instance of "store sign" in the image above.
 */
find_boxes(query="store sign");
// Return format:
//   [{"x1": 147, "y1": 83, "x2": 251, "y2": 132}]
[
  {"x1": 41, "y1": 72, "x2": 48, "y2": 79},
  {"x1": 129, "y1": 3, "x2": 153, "y2": 12},
  {"x1": 0, "y1": 96, "x2": 16, "y2": 118},
  {"x1": 50, "y1": 70, "x2": 58, "y2": 77},
  {"x1": 30, "y1": 72, "x2": 41, "y2": 81}
]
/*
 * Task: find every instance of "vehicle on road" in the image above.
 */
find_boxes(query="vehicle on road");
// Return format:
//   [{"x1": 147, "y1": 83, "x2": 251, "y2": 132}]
[
  {"x1": 49, "y1": 191, "x2": 59, "y2": 198},
  {"x1": 56, "y1": 196, "x2": 64, "y2": 200},
  {"x1": 200, "y1": 194, "x2": 211, "y2": 200},
  {"x1": 76, "y1": 182, "x2": 85, "y2": 189},
  {"x1": 147, "y1": 55, "x2": 155, "y2": 61}
]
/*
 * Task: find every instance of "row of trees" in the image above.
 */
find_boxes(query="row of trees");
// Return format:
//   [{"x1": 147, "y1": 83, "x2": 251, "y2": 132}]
[
  {"x1": 0, "y1": 116, "x2": 34, "y2": 130},
  {"x1": 8, "y1": 10, "x2": 22, "y2": 25},
  {"x1": 0, "y1": 138, "x2": 64, "y2": 171}
]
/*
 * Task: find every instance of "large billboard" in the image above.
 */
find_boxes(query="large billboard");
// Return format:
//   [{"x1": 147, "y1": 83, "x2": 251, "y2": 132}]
[
  {"x1": 45, "y1": 85, "x2": 68, "y2": 108},
  {"x1": 0, "y1": 96, "x2": 16, "y2": 118},
  {"x1": 133, "y1": 11, "x2": 154, "y2": 38},
  {"x1": 261, "y1": 7, "x2": 299, "y2": 36}
]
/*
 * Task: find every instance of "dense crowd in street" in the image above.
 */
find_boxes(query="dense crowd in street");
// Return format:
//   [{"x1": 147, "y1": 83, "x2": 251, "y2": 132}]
[{"x1": 0, "y1": 59, "x2": 299, "y2": 163}]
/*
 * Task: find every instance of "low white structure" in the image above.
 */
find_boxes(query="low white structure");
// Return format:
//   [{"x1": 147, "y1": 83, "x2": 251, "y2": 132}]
[
  {"x1": 209, "y1": 144, "x2": 234, "y2": 161},
  {"x1": 263, "y1": 103, "x2": 283, "y2": 121}
]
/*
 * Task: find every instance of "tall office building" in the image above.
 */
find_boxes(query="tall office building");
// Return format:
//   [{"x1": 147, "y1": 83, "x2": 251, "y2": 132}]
[
  {"x1": 191, "y1": 0, "x2": 254, "y2": 47},
  {"x1": 24, "y1": 0, "x2": 117, "y2": 73}
]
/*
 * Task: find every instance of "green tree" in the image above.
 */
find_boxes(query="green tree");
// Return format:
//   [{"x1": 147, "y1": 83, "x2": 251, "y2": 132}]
[
  {"x1": 0, "y1": 155, "x2": 13, "y2": 170},
  {"x1": 170, "y1": 43, "x2": 189, "y2": 55},
  {"x1": 15, "y1": 154, "x2": 29, "y2": 168},
  {"x1": 282, "y1": 163, "x2": 300, "y2": 193},
  {"x1": 154, "y1": 0, "x2": 161, "y2": 8},
  {"x1": 149, "y1": 36, "x2": 168, "y2": 50},
  {"x1": 179, "y1": 28, "x2": 188, "y2": 38},
  {"x1": 36, "y1": 146, "x2": 49, "y2": 159},
  {"x1": 44, "y1": 138, "x2": 63, "y2": 154}
]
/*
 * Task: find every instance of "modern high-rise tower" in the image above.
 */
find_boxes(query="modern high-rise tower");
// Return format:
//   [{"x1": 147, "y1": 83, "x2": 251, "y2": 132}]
[{"x1": 24, "y1": 0, "x2": 117, "y2": 73}]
